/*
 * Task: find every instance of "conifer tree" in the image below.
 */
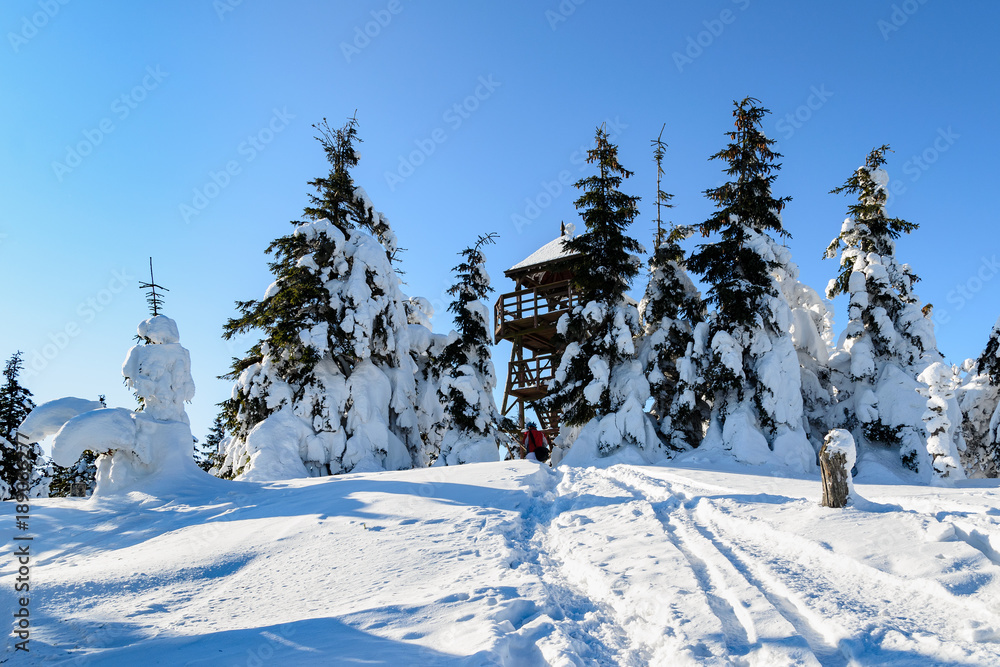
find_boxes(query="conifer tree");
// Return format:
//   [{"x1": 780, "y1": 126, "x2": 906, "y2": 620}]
[
  {"x1": 960, "y1": 318, "x2": 1000, "y2": 476},
  {"x1": 0, "y1": 352, "x2": 47, "y2": 499},
  {"x1": 48, "y1": 395, "x2": 103, "y2": 497},
  {"x1": 406, "y1": 297, "x2": 450, "y2": 461},
  {"x1": 220, "y1": 116, "x2": 421, "y2": 479},
  {"x1": 197, "y1": 413, "x2": 227, "y2": 473},
  {"x1": 825, "y1": 145, "x2": 940, "y2": 472},
  {"x1": 436, "y1": 233, "x2": 503, "y2": 465},
  {"x1": 979, "y1": 318, "x2": 1000, "y2": 384},
  {"x1": 685, "y1": 98, "x2": 814, "y2": 470},
  {"x1": 638, "y1": 131, "x2": 706, "y2": 449},
  {"x1": 49, "y1": 451, "x2": 98, "y2": 497},
  {"x1": 918, "y1": 362, "x2": 966, "y2": 480},
  {"x1": 547, "y1": 126, "x2": 655, "y2": 457}
]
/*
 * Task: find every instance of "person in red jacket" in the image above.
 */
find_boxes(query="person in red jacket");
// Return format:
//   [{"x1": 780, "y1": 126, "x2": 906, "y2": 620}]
[{"x1": 522, "y1": 422, "x2": 550, "y2": 463}]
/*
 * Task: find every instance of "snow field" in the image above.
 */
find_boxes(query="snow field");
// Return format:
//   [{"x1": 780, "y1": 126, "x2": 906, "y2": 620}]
[{"x1": 7, "y1": 461, "x2": 1000, "y2": 665}]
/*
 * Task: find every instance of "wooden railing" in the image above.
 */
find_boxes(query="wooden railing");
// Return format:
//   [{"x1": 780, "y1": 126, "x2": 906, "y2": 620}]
[
  {"x1": 507, "y1": 352, "x2": 559, "y2": 393},
  {"x1": 494, "y1": 280, "x2": 580, "y2": 341}
]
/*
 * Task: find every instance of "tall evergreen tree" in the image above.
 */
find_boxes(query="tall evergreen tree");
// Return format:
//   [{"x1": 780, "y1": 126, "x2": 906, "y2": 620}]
[
  {"x1": 220, "y1": 116, "x2": 421, "y2": 479},
  {"x1": 547, "y1": 126, "x2": 656, "y2": 458},
  {"x1": 0, "y1": 352, "x2": 47, "y2": 499},
  {"x1": 638, "y1": 132, "x2": 706, "y2": 449},
  {"x1": 435, "y1": 233, "x2": 503, "y2": 465},
  {"x1": 684, "y1": 98, "x2": 814, "y2": 470},
  {"x1": 825, "y1": 145, "x2": 940, "y2": 473}
]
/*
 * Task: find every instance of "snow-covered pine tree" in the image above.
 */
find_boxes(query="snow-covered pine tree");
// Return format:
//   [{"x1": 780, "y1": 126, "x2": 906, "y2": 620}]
[
  {"x1": 220, "y1": 117, "x2": 422, "y2": 480},
  {"x1": 49, "y1": 450, "x2": 98, "y2": 497},
  {"x1": 685, "y1": 97, "x2": 814, "y2": 471},
  {"x1": 981, "y1": 318, "x2": 1000, "y2": 382},
  {"x1": 197, "y1": 413, "x2": 227, "y2": 474},
  {"x1": 406, "y1": 297, "x2": 451, "y2": 463},
  {"x1": 435, "y1": 234, "x2": 503, "y2": 465},
  {"x1": 917, "y1": 362, "x2": 965, "y2": 482},
  {"x1": 546, "y1": 125, "x2": 658, "y2": 459},
  {"x1": 771, "y1": 244, "x2": 837, "y2": 447},
  {"x1": 0, "y1": 351, "x2": 48, "y2": 499},
  {"x1": 48, "y1": 394, "x2": 103, "y2": 497},
  {"x1": 638, "y1": 131, "x2": 706, "y2": 450},
  {"x1": 825, "y1": 145, "x2": 940, "y2": 474},
  {"x1": 959, "y1": 317, "x2": 1000, "y2": 476}
]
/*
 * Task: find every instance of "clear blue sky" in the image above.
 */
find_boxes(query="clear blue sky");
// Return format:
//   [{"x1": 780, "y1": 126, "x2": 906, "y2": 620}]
[{"x1": 2, "y1": 1, "x2": 997, "y2": 443}]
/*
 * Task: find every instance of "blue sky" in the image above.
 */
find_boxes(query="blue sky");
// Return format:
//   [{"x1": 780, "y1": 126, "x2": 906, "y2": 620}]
[{"x1": 1, "y1": 0, "x2": 997, "y2": 443}]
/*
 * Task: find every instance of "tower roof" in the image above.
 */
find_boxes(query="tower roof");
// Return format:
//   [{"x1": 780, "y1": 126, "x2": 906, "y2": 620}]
[{"x1": 506, "y1": 224, "x2": 579, "y2": 277}]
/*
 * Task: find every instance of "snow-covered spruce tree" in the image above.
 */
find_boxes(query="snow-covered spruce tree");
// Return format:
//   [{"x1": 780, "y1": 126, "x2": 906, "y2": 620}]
[
  {"x1": 406, "y1": 297, "x2": 451, "y2": 463},
  {"x1": 49, "y1": 394, "x2": 103, "y2": 497},
  {"x1": 917, "y1": 362, "x2": 965, "y2": 482},
  {"x1": 546, "y1": 126, "x2": 658, "y2": 460},
  {"x1": 435, "y1": 234, "x2": 503, "y2": 465},
  {"x1": 772, "y1": 243, "x2": 837, "y2": 447},
  {"x1": 0, "y1": 352, "x2": 48, "y2": 499},
  {"x1": 49, "y1": 450, "x2": 98, "y2": 497},
  {"x1": 959, "y1": 318, "x2": 1000, "y2": 476},
  {"x1": 684, "y1": 97, "x2": 814, "y2": 471},
  {"x1": 197, "y1": 413, "x2": 227, "y2": 474},
  {"x1": 31, "y1": 315, "x2": 201, "y2": 497},
  {"x1": 638, "y1": 133, "x2": 706, "y2": 450},
  {"x1": 220, "y1": 117, "x2": 421, "y2": 480},
  {"x1": 825, "y1": 145, "x2": 940, "y2": 474}
]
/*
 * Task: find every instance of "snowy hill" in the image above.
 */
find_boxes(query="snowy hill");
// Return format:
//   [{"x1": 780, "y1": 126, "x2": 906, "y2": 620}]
[{"x1": 9, "y1": 460, "x2": 1000, "y2": 665}]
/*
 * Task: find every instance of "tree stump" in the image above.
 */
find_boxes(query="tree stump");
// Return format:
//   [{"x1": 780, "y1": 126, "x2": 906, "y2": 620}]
[{"x1": 819, "y1": 443, "x2": 850, "y2": 508}]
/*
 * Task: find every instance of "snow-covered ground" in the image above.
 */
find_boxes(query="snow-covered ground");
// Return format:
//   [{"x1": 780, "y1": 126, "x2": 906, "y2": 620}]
[{"x1": 9, "y1": 460, "x2": 1000, "y2": 665}]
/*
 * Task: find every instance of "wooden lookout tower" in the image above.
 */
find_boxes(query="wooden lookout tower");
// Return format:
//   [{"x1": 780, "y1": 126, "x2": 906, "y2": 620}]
[{"x1": 494, "y1": 226, "x2": 580, "y2": 442}]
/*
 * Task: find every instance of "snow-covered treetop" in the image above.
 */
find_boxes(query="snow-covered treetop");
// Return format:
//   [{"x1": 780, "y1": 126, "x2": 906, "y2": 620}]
[
  {"x1": 138, "y1": 315, "x2": 180, "y2": 344},
  {"x1": 123, "y1": 315, "x2": 195, "y2": 423}
]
